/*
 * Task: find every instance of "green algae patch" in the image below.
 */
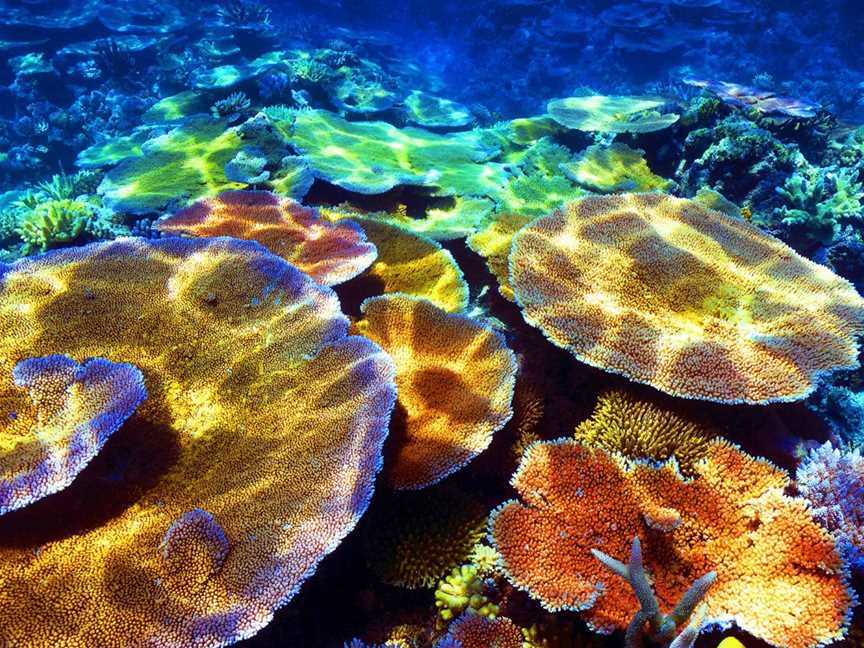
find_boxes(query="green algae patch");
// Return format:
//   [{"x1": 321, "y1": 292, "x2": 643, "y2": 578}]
[
  {"x1": 561, "y1": 142, "x2": 671, "y2": 193},
  {"x1": 99, "y1": 118, "x2": 245, "y2": 214}
]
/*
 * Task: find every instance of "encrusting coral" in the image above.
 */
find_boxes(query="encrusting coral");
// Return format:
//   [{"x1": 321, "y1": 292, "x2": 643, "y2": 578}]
[
  {"x1": 156, "y1": 190, "x2": 377, "y2": 286},
  {"x1": 354, "y1": 294, "x2": 517, "y2": 489},
  {"x1": 573, "y1": 389, "x2": 717, "y2": 477},
  {"x1": 0, "y1": 236, "x2": 397, "y2": 646},
  {"x1": 1, "y1": 354, "x2": 146, "y2": 515},
  {"x1": 510, "y1": 193, "x2": 864, "y2": 404},
  {"x1": 489, "y1": 439, "x2": 855, "y2": 648}
]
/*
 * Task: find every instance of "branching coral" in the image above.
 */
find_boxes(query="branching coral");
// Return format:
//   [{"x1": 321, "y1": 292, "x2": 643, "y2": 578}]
[
  {"x1": 509, "y1": 193, "x2": 864, "y2": 403},
  {"x1": 0, "y1": 236, "x2": 397, "y2": 646},
  {"x1": 354, "y1": 294, "x2": 517, "y2": 489},
  {"x1": 796, "y1": 441, "x2": 864, "y2": 568},
  {"x1": 489, "y1": 439, "x2": 854, "y2": 648},
  {"x1": 1, "y1": 355, "x2": 146, "y2": 515},
  {"x1": 573, "y1": 389, "x2": 716, "y2": 477},
  {"x1": 363, "y1": 483, "x2": 487, "y2": 589},
  {"x1": 157, "y1": 190, "x2": 376, "y2": 286},
  {"x1": 435, "y1": 565, "x2": 500, "y2": 622},
  {"x1": 16, "y1": 198, "x2": 94, "y2": 254}
]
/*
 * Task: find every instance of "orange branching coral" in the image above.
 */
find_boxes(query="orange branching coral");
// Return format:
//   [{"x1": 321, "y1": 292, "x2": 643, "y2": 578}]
[
  {"x1": 489, "y1": 439, "x2": 854, "y2": 648},
  {"x1": 1, "y1": 354, "x2": 146, "y2": 515},
  {"x1": 442, "y1": 613, "x2": 523, "y2": 648},
  {"x1": 0, "y1": 237, "x2": 397, "y2": 646},
  {"x1": 510, "y1": 193, "x2": 864, "y2": 404},
  {"x1": 467, "y1": 213, "x2": 533, "y2": 301},
  {"x1": 573, "y1": 388, "x2": 716, "y2": 477},
  {"x1": 358, "y1": 220, "x2": 469, "y2": 312},
  {"x1": 354, "y1": 294, "x2": 517, "y2": 489},
  {"x1": 156, "y1": 190, "x2": 377, "y2": 286}
]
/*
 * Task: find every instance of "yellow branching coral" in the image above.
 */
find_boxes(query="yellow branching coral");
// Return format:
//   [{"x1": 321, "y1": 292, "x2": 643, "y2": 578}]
[
  {"x1": 467, "y1": 213, "x2": 534, "y2": 301},
  {"x1": 435, "y1": 564, "x2": 499, "y2": 621},
  {"x1": 16, "y1": 198, "x2": 93, "y2": 254},
  {"x1": 0, "y1": 237, "x2": 397, "y2": 646},
  {"x1": 490, "y1": 440, "x2": 854, "y2": 648},
  {"x1": 364, "y1": 483, "x2": 487, "y2": 589},
  {"x1": 573, "y1": 388, "x2": 716, "y2": 477},
  {"x1": 510, "y1": 193, "x2": 864, "y2": 403},
  {"x1": 1, "y1": 355, "x2": 146, "y2": 514},
  {"x1": 355, "y1": 294, "x2": 517, "y2": 489}
]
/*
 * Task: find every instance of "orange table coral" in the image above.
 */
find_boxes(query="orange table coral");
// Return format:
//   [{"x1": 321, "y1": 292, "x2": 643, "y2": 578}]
[
  {"x1": 489, "y1": 439, "x2": 854, "y2": 648},
  {"x1": 354, "y1": 294, "x2": 517, "y2": 489},
  {"x1": 0, "y1": 237, "x2": 397, "y2": 646},
  {"x1": 441, "y1": 613, "x2": 522, "y2": 648},
  {"x1": 1, "y1": 354, "x2": 146, "y2": 515},
  {"x1": 156, "y1": 190, "x2": 377, "y2": 286},
  {"x1": 509, "y1": 193, "x2": 864, "y2": 403}
]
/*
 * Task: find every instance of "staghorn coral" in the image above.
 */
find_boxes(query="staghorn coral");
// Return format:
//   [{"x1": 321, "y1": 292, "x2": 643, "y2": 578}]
[
  {"x1": 435, "y1": 565, "x2": 500, "y2": 622},
  {"x1": 467, "y1": 212, "x2": 534, "y2": 302},
  {"x1": 363, "y1": 483, "x2": 487, "y2": 589},
  {"x1": 440, "y1": 613, "x2": 522, "y2": 648},
  {"x1": 354, "y1": 294, "x2": 517, "y2": 489},
  {"x1": 0, "y1": 236, "x2": 397, "y2": 646},
  {"x1": 156, "y1": 190, "x2": 376, "y2": 286},
  {"x1": 16, "y1": 198, "x2": 94, "y2": 254},
  {"x1": 561, "y1": 143, "x2": 671, "y2": 194},
  {"x1": 573, "y1": 389, "x2": 716, "y2": 477},
  {"x1": 547, "y1": 96, "x2": 679, "y2": 133},
  {"x1": 796, "y1": 441, "x2": 864, "y2": 568},
  {"x1": 489, "y1": 439, "x2": 854, "y2": 648},
  {"x1": 509, "y1": 193, "x2": 864, "y2": 404},
  {"x1": 1, "y1": 355, "x2": 146, "y2": 515}
]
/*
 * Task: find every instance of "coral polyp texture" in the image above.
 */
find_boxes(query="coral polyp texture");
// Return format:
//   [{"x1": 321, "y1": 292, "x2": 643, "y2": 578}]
[
  {"x1": 547, "y1": 95, "x2": 679, "y2": 133},
  {"x1": 156, "y1": 190, "x2": 377, "y2": 286},
  {"x1": 0, "y1": 237, "x2": 397, "y2": 646},
  {"x1": 489, "y1": 439, "x2": 854, "y2": 648},
  {"x1": 509, "y1": 193, "x2": 864, "y2": 403},
  {"x1": 440, "y1": 613, "x2": 523, "y2": 648},
  {"x1": 573, "y1": 388, "x2": 716, "y2": 477},
  {"x1": 561, "y1": 142, "x2": 671, "y2": 193},
  {"x1": 796, "y1": 441, "x2": 864, "y2": 568},
  {"x1": 355, "y1": 294, "x2": 517, "y2": 489},
  {"x1": 0, "y1": 354, "x2": 146, "y2": 515}
]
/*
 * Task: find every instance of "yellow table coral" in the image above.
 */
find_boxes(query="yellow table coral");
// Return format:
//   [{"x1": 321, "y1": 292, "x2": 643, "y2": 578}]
[
  {"x1": 0, "y1": 236, "x2": 397, "y2": 646},
  {"x1": 510, "y1": 193, "x2": 864, "y2": 403}
]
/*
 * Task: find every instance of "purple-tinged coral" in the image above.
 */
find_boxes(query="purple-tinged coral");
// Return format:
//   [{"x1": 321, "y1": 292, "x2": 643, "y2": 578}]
[
  {"x1": 797, "y1": 441, "x2": 864, "y2": 569},
  {"x1": 1, "y1": 354, "x2": 146, "y2": 515},
  {"x1": 684, "y1": 78, "x2": 819, "y2": 118}
]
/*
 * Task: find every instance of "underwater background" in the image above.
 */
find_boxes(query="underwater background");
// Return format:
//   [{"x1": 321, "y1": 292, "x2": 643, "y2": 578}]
[{"x1": 1, "y1": 0, "x2": 864, "y2": 647}]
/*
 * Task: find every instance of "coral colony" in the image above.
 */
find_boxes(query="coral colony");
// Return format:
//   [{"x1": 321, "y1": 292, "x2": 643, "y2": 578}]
[{"x1": 1, "y1": 0, "x2": 864, "y2": 647}]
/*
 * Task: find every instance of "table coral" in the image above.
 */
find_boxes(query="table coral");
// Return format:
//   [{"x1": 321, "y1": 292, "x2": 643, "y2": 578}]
[
  {"x1": 1, "y1": 354, "x2": 146, "y2": 515},
  {"x1": 573, "y1": 389, "x2": 716, "y2": 477},
  {"x1": 98, "y1": 117, "x2": 247, "y2": 214},
  {"x1": 441, "y1": 613, "x2": 522, "y2": 648},
  {"x1": 489, "y1": 439, "x2": 854, "y2": 648},
  {"x1": 156, "y1": 190, "x2": 377, "y2": 286},
  {"x1": 509, "y1": 193, "x2": 864, "y2": 403},
  {"x1": 351, "y1": 218, "x2": 469, "y2": 312},
  {"x1": 354, "y1": 294, "x2": 516, "y2": 489},
  {"x1": 547, "y1": 96, "x2": 679, "y2": 133},
  {"x1": 404, "y1": 90, "x2": 474, "y2": 129},
  {"x1": 796, "y1": 441, "x2": 864, "y2": 569},
  {"x1": 0, "y1": 236, "x2": 397, "y2": 646},
  {"x1": 561, "y1": 143, "x2": 671, "y2": 193}
]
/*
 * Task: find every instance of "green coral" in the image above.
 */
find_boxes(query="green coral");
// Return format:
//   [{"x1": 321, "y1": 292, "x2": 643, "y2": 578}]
[
  {"x1": 404, "y1": 91, "x2": 473, "y2": 129},
  {"x1": 16, "y1": 199, "x2": 93, "y2": 254},
  {"x1": 561, "y1": 142, "x2": 671, "y2": 193},
  {"x1": 99, "y1": 117, "x2": 246, "y2": 214},
  {"x1": 547, "y1": 95, "x2": 679, "y2": 133},
  {"x1": 434, "y1": 564, "x2": 499, "y2": 622}
]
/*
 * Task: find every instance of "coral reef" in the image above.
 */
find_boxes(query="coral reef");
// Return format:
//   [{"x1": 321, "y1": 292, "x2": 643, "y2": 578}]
[
  {"x1": 354, "y1": 294, "x2": 516, "y2": 489},
  {"x1": 510, "y1": 193, "x2": 864, "y2": 403},
  {"x1": 439, "y1": 613, "x2": 522, "y2": 648},
  {"x1": 489, "y1": 440, "x2": 855, "y2": 648},
  {"x1": 547, "y1": 96, "x2": 679, "y2": 133},
  {"x1": 0, "y1": 237, "x2": 397, "y2": 645}
]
